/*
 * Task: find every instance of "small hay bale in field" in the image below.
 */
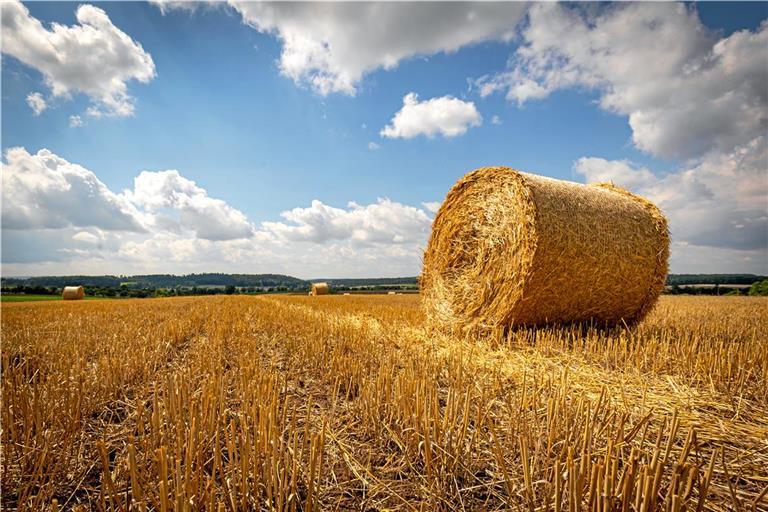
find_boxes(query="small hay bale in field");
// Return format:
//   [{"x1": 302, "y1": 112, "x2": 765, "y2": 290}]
[
  {"x1": 388, "y1": 291, "x2": 397, "y2": 295},
  {"x1": 311, "y1": 282, "x2": 330, "y2": 296},
  {"x1": 421, "y1": 166, "x2": 669, "y2": 331},
  {"x1": 62, "y1": 286, "x2": 85, "y2": 300}
]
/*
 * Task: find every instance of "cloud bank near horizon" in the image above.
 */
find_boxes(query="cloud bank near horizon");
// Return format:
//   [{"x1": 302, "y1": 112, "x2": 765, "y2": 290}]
[
  {"x1": 2, "y1": 147, "x2": 436, "y2": 278},
  {"x1": 3, "y1": 145, "x2": 765, "y2": 278}
]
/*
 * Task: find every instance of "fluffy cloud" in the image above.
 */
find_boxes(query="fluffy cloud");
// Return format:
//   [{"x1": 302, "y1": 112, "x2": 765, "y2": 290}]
[
  {"x1": 263, "y1": 198, "x2": 432, "y2": 245},
  {"x1": 25, "y1": 92, "x2": 47, "y2": 115},
  {"x1": 72, "y1": 231, "x2": 101, "y2": 244},
  {"x1": 668, "y1": 241, "x2": 767, "y2": 275},
  {"x1": 478, "y1": 3, "x2": 767, "y2": 160},
  {"x1": 575, "y1": 136, "x2": 768, "y2": 254},
  {"x1": 150, "y1": 0, "x2": 203, "y2": 15},
  {"x1": 478, "y1": 3, "x2": 767, "y2": 269},
  {"x1": 69, "y1": 115, "x2": 83, "y2": 128},
  {"x1": 573, "y1": 158, "x2": 657, "y2": 190},
  {"x1": 3, "y1": 229, "x2": 428, "y2": 278},
  {"x1": 123, "y1": 170, "x2": 255, "y2": 241},
  {"x1": 1, "y1": 0, "x2": 155, "y2": 117},
  {"x1": 648, "y1": 139, "x2": 766, "y2": 252},
  {"x1": 1, "y1": 147, "x2": 145, "y2": 232},
  {"x1": 156, "y1": 2, "x2": 525, "y2": 95},
  {"x1": 380, "y1": 93, "x2": 482, "y2": 139},
  {"x1": 2, "y1": 148, "x2": 437, "y2": 277},
  {"x1": 1, "y1": 148, "x2": 255, "y2": 242}
]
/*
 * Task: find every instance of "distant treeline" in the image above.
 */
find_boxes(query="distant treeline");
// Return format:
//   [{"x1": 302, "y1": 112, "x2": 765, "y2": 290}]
[
  {"x1": 2, "y1": 273, "x2": 766, "y2": 298},
  {"x1": 0, "y1": 284, "x2": 299, "y2": 299},
  {"x1": 0, "y1": 273, "x2": 420, "y2": 299},
  {"x1": 665, "y1": 274, "x2": 765, "y2": 285},
  {"x1": 1, "y1": 273, "x2": 307, "y2": 290},
  {"x1": 3, "y1": 273, "x2": 763, "y2": 288}
]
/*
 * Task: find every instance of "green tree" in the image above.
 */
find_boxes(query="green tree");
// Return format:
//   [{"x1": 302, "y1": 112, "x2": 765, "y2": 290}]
[{"x1": 748, "y1": 279, "x2": 768, "y2": 296}]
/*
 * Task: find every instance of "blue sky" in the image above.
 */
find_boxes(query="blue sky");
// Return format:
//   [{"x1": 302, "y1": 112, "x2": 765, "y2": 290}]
[{"x1": 2, "y1": 1, "x2": 767, "y2": 278}]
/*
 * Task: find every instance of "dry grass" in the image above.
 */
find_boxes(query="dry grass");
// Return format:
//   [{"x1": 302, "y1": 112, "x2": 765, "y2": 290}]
[{"x1": 2, "y1": 295, "x2": 766, "y2": 511}]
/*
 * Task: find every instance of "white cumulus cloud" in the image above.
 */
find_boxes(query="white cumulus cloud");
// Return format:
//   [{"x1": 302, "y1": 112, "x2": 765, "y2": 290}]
[
  {"x1": 478, "y1": 3, "x2": 767, "y2": 270},
  {"x1": 157, "y1": 2, "x2": 525, "y2": 95},
  {"x1": 123, "y1": 170, "x2": 255, "y2": 241},
  {"x1": 2, "y1": 147, "x2": 145, "y2": 232},
  {"x1": 69, "y1": 115, "x2": 83, "y2": 128},
  {"x1": 575, "y1": 136, "x2": 768, "y2": 255},
  {"x1": 263, "y1": 198, "x2": 432, "y2": 246},
  {"x1": 25, "y1": 92, "x2": 47, "y2": 115},
  {"x1": 573, "y1": 158, "x2": 657, "y2": 190},
  {"x1": 380, "y1": 93, "x2": 482, "y2": 139},
  {"x1": 2, "y1": 148, "x2": 439, "y2": 277},
  {"x1": 1, "y1": 0, "x2": 156, "y2": 117},
  {"x1": 477, "y1": 3, "x2": 767, "y2": 160},
  {"x1": 72, "y1": 231, "x2": 101, "y2": 244}
]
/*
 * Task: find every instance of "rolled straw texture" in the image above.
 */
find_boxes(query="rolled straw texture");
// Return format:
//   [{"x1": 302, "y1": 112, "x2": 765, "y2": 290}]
[
  {"x1": 421, "y1": 167, "x2": 669, "y2": 330},
  {"x1": 62, "y1": 286, "x2": 85, "y2": 300},
  {"x1": 311, "y1": 282, "x2": 330, "y2": 296}
]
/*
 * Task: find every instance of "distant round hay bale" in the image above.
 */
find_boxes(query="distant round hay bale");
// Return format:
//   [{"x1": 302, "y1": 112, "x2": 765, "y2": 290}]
[
  {"x1": 62, "y1": 286, "x2": 85, "y2": 301},
  {"x1": 311, "y1": 282, "x2": 330, "y2": 296},
  {"x1": 421, "y1": 167, "x2": 669, "y2": 331}
]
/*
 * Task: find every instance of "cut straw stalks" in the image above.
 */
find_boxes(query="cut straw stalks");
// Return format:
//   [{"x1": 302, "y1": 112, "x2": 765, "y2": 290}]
[{"x1": 2, "y1": 294, "x2": 766, "y2": 510}]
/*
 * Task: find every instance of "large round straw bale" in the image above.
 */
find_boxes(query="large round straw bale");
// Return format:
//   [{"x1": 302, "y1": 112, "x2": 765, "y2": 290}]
[
  {"x1": 62, "y1": 286, "x2": 85, "y2": 300},
  {"x1": 421, "y1": 167, "x2": 669, "y2": 330},
  {"x1": 311, "y1": 282, "x2": 330, "y2": 296}
]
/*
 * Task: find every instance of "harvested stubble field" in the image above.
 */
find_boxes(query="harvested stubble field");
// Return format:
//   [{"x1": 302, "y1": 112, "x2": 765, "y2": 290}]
[{"x1": 2, "y1": 295, "x2": 767, "y2": 511}]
